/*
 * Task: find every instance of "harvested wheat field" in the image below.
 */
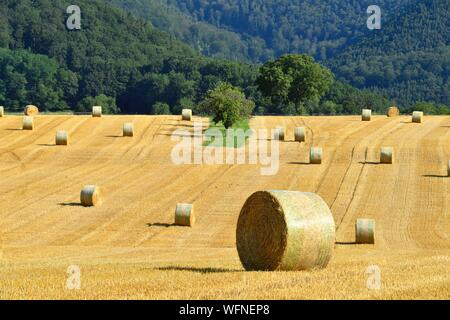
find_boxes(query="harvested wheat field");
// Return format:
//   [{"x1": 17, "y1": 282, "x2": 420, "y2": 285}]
[{"x1": 0, "y1": 115, "x2": 449, "y2": 300}]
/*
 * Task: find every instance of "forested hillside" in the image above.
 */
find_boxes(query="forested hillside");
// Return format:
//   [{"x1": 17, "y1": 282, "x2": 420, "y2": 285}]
[
  {"x1": 0, "y1": 0, "x2": 260, "y2": 114},
  {"x1": 106, "y1": 0, "x2": 261, "y2": 62},
  {"x1": 330, "y1": 0, "x2": 450, "y2": 106},
  {"x1": 116, "y1": 0, "x2": 449, "y2": 107},
  {"x1": 0, "y1": 0, "x2": 396, "y2": 116}
]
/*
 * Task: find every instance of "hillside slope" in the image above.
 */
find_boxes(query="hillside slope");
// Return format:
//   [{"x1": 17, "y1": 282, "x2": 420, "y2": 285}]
[
  {"x1": 0, "y1": 0, "x2": 257, "y2": 113},
  {"x1": 330, "y1": 0, "x2": 450, "y2": 106}
]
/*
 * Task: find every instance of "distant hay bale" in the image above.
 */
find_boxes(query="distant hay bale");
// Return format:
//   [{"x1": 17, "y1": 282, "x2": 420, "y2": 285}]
[
  {"x1": 123, "y1": 122, "x2": 134, "y2": 137},
  {"x1": 92, "y1": 106, "x2": 102, "y2": 118},
  {"x1": 387, "y1": 106, "x2": 400, "y2": 117},
  {"x1": 24, "y1": 105, "x2": 39, "y2": 116},
  {"x1": 274, "y1": 127, "x2": 285, "y2": 141},
  {"x1": 380, "y1": 147, "x2": 394, "y2": 164},
  {"x1": 80, "y1": 185, "x2": 102, "y2": 207},
  {"x1": 294, "y1": 127, "x2": 306, "y2": 142},
  {"x1": 412, "y1": 111, "x2": 423, "y2": 123},
  {"x1": 55, "y1": 130, "x2": 69, "y2": 145},
  {"x1": 22, "y1": 116, "x2": 34, "y2": 130},
  {"x1": 448, "y1": 160, "x2": 450, "y2": 177},
  {"x1": 0, "y1": 106, "x2": 4, "y2": 117},
  {"x1": 236, "y1": 190, "x2": 335, "y2": 271},
  {"x1": 310, "y1": 147, "x2": 323, "y2": 164},
  {"x1": 355, "y1": 219, "x2": 375, "y2": 244},
  {"x1": 362, "y1": 109, "x2": 372, "y2": 121},
  {"x1": 181, "y1": 109, "x2": 192, "y2": 121},
  {"x1": 175, "y1": 203, "x2": 195, "y2": 227}
]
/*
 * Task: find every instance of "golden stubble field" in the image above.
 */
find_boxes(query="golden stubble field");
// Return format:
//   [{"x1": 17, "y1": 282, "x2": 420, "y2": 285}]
[{"x1": 0, "y1": 114, "x2": 449, "y2": 299}]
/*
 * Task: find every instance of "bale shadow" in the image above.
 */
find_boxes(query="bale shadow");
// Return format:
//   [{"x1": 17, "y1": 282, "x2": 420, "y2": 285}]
[
  {"x1": 146, "y1": 222, "x2": 177, "y2": 228},
  {"x1": 58, "y1": 202, "x2": 84, "y2": 207},
  {"x1": 287, "y1": 161, "x2": 313, "y2": 165},
  {"x1": 105, "y1": 135, "x2": 123, "y2": 138},
  {"x1": 156, "y1": 266, "x2": 241, "y2": 274},
  {"x1": 423, "y1": 174, "x2": 448, "y2": 179},
  {"x1": 335, "y1": 241, "x2": 357, "y2": 246},
  {"x1": 37, "y1": 143, "x2": 56, "y2": 147},
  {"x1": 5, "y1": 128, "x2": 23, "y2": 131},
  {"x1": 358, "y1": 161, "x2": 384, "y2": 165}
]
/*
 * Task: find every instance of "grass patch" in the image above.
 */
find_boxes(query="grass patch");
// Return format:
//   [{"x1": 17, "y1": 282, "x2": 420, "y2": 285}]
[{"x1": 203, "y1": 118, "x2": 252, "y2": 148}]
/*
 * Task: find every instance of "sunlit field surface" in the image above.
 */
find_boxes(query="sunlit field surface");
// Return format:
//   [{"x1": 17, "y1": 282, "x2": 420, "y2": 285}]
[{"x1": 0, "y1": 115, "x2": 449, "y2": 299}]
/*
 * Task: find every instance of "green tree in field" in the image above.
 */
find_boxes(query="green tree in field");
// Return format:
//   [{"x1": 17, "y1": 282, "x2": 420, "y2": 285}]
[
  {"x1": 76, "y1": 94, "x2": 119, "y2": 114},
  {"x1": 152, "y1": 102, "x2": 171, "y2": 115},
  {"x1": 256, "y1": 54, "x2": 334, "y2": 114},
  {"x1": 199, "y1": 82, "x2": 255, "y2": 128}
]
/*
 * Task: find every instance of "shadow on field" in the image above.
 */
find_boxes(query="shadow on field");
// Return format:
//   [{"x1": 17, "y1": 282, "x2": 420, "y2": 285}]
[
  {"x1": 37, "y1": 143, "x2": 56, "y2": 147},
  {"x1": 105, "y1": 135, "x2": 123, "y2": 138},
  {"x1": 157, "y1": 266, "x2": 241, "y2": 274},
  {"x1": 423, "y1": 174, "x2": 448, "y2": 179},
  {"x1": 358, "y1": 161, "x2": 384, "y2": 165},
  {"x1": 335, "y1": 242, "x2": 357, "y2": 246},
  {"x1": 5, "y1": 128, "x2": 22, "y2": 131},
  {"x1": 146, "y1": 222, "x2": 178, "y2": 228},
  {"x1": 287, "y1": 161, "x2": 314, "y2": 165},
  {"x1": 58, "y1": 202, "x2": 84, "y2": 207}
]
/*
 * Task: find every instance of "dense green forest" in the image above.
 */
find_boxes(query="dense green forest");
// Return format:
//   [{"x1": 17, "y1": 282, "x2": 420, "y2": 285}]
[
  {"x1": 112, "y1": 0, "x2": 449, "y2": 108},
  {"x1": 0, "y1": 0, "x2": 395, "y2": 115},
  {"x1": 330, "y1": 0, "x2": 450, "y2": 107},
  {"x1": 0, "y1": 0, "x2": 260, "y2": 114}
]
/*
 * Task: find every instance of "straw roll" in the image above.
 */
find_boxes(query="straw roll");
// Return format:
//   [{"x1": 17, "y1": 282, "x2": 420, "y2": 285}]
[{"x1": 236, "y1": 190, "x2": 335, "y2": 271}]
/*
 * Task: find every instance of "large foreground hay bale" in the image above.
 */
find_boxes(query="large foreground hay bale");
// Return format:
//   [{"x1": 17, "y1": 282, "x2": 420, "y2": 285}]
[
  {"x1": 181, "y1": 109, "x2": 192, "y2": 121},
  {"x1": 24, "y1": 105, "x2": 39, "y2": 116},
  {"x1": 55, "y1": 130, "x2": 69, "y2": 146},
  {"x1": 123, "y1": 122, "x2": 134, "y2": 137},
  {"x1": 80, "y1": 185, "x2": 102, "y2": 207},
  {"x1": 387, "y1": 106, "x2": 400, "y2": 117},
  {"x1": 274, "y1": 127, "x2": 285, "y2": 141},
  {"x1": 355, "y1": 219, "x2": 375, "y2": 244},
  {"x1": 362, "y1": 109, "x2": 372, "y2": 121},
  {"x1": 92, "y1": 106, "x2": 102, "y2": 118},
  {"x1": 0, "y1": 106, "x2": 4, "y2": 117},
  {"x1": 175, "y1": 203, "x2": 195, "y2": 227},
  {"x1": 294, "y1": 127, "x2": 305, "y2": 142},
  {"x1": 380, "y1": 147, "x2": 394, "y2": 164},
  {"x1": 310, "y1": 147, "x2": 323, "y2": 164},
  {"x1": 236, "y1": 190, "x2": 335, "y2": 271},
  {"x1": 412, "y1": 111, "x2": 423, "y2": 123},
  {"x1": 22, "y1": 116, "x2": 34, "y2": 130}
]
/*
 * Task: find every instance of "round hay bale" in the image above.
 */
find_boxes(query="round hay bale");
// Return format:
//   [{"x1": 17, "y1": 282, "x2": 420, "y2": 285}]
[
  {"x1": 355, "y1": 219, "x2": 375, "y2": 244},
  {"x1": 22, "y1": 116, "x2": 34, "y2": 130},
  {"x1": 80, "y1": 185, "x2": 102, "y2": 207},
  {"x1": 55, "y1": 130, "x2": 69, "y2": 146},
  {"x1": 181, "y1": 109, "x2": 192, "y2": 121},
  {"x1": 24, "y1": 105, "x2": 39, "y2": 116},
  {"x1": 294, "y1": 127, "x2": 305, "y2": 142},
  {"x1": 123, "y1": 122, "x2": 134, "y2": 137},
  {"x1": 362, "y1": 109, "x2": 372, "y2": 121},
  {"x1": 175, "y1": 203, "x2": 195, "y2": 227},
  {"x1": 0, "y1": 106, "x2": 4, "y2": 118},
  {"x1": 387, "y1": 106, "x2": 400, "y2": 117},
  {"x1": 236, "y1": 190, "x2": 335, "y2": 271},
  {"x1": 447, "y1": 160, "x2": 450, "y2": 177},
  {"x1": 92, "y1": 106, "x2": 102, "y2": 118},
  {"x1": 274, "y1": 127, "x2": 285, "y2": 141},
  {"x1": 380, "y1": 147, "x2": 394, "y2": 164},
  {"x1": 412, "y1": 111, "x2": 423, "y2": 123},
  {"x1": 310, "y1": 147, "x2": 323, "y2": 164}
]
